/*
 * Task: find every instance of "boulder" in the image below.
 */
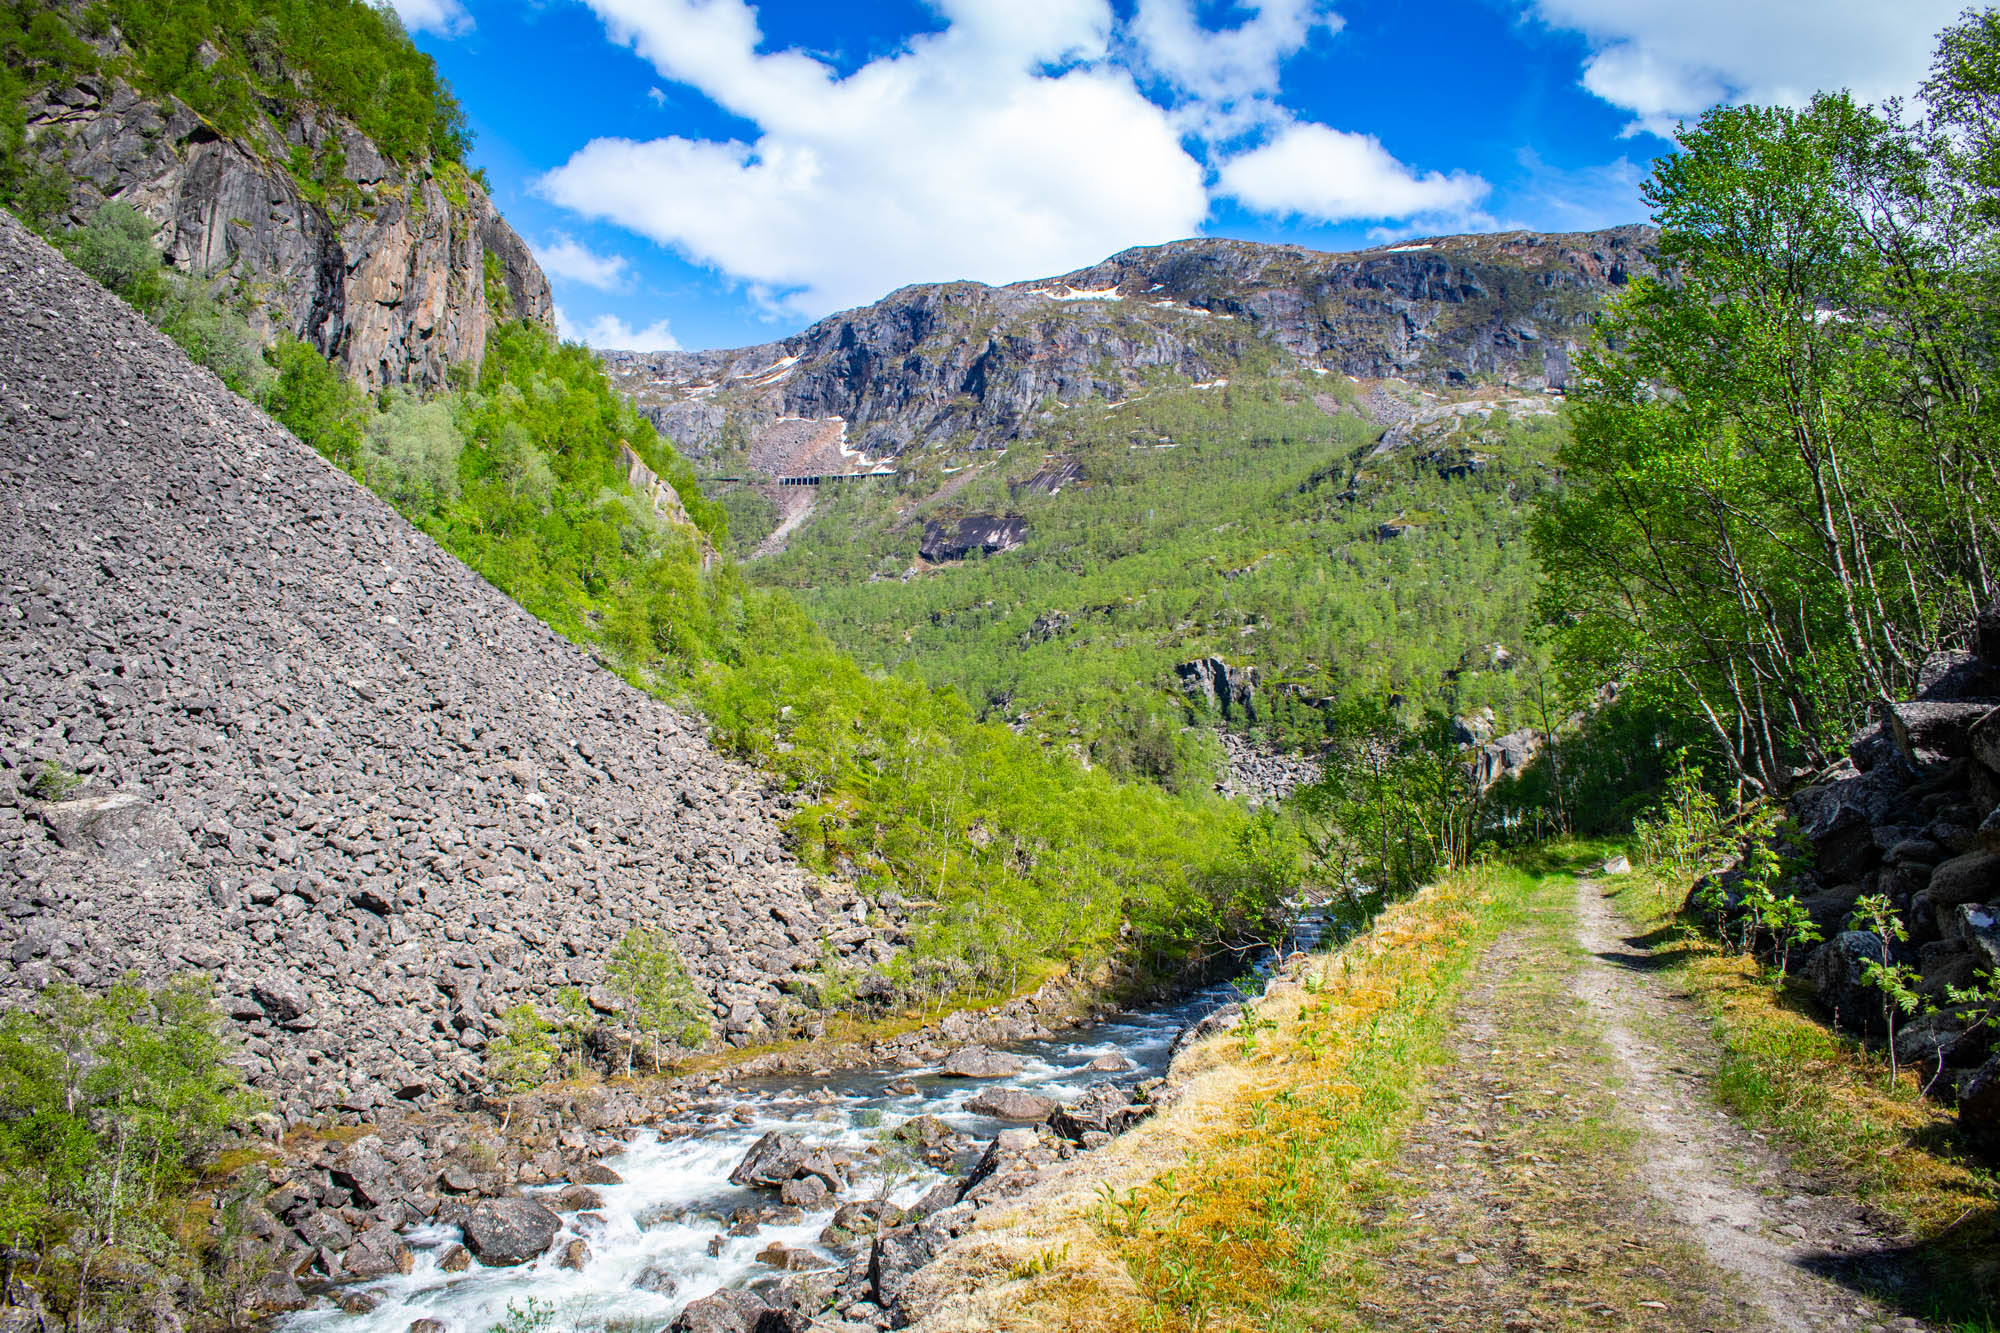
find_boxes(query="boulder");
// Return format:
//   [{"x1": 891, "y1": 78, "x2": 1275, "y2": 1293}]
[
  {"x1": 939, "y1": 1046, "x2": 1024, "y2": 1078},
  {"x1": 964, "y1": 1088, "x2": 1058, "y2": 1121},
  {"x1": 1051, "y1": 1084, "x2": 1146, "y2": 1141},
  {"x1": 634, "y1": 1263, "x2": 679, "y2": 1294},
  {"x1": 460, "y1": 1197, "x2": 561, "y2": 1266},
  {"x1": 728, "y1": 1131, "x2": 810, "y2": 1189},
  {"x1": 436, "y1": 1243, "x2": 471, "y2": 1273},
  {"x1": 1884, "y1": 702, "x2": 1996, "y2": 769},
  {"x1": 668, "y1": 1288, "x2": 775, "y2": 1333},
  {"x1": 1929, "y1": 852, "x2": 2000, "y2": 909},
  {"x1": 1791, "y1": 766, "x2": 1915, "y2": 883},
  {"x1": 328, "y1": 1136, "x2": 396, "y2": 1207},
  {"x1": 779, "y1": 1175, "x2": 830, "y2": 1209},
  {"x1": 1960, "y1": 1055, "x2": 2000, "y2": 1149},
  {"x1": 251, "y1": 973, "x2": 314, "y2": 1025},
  {"x1": 573, "y1": 1160, "x2": 624, "y2": 1186},
  {"x1": 32, "y1": 790, "x2": 189, "y2": 873},
  {"x1": 1804, "y1": 931, "x2": 1899, "y2": 1034},
  {"x1": 1950, "y1": 902, "x2": 2000, "y2": 970},
  {"x1": 553, "y1": 1184, "x2": 603, "y2": 1212},
  {"x1": 1975, "y1": 707, "x2": 2000, "y2": 774},
  {"x1": 868, "y1": 1226, "x2": 935, "y2": 1309},
  {"x1": 1893, "y1": 1008, "x2": 1989, "y2": 1070},
  {"x1": 339, "y1": 1226, "x2": 413, "y2": 1280},
  {"x1": 556, "y1": 1238, "x2": 589, "y2": 1271}
]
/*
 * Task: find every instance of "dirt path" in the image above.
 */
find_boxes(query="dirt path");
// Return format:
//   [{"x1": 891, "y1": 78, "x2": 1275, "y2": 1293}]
[
  {"x1": 1359, "y1": 922, "x2": 1748, "y2": 1332},
  {"x1": 1572, "y1": 877, "x2": 1933, "y2": 1333},
  {"x1": 1354, "y1": 876, "x2": 1936, "y2": 1333}
]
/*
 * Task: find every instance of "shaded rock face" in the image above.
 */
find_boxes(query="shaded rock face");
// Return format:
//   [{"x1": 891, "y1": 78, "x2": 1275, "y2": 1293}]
[
  {"x1": 0, "y1": 215, "x2": 889, "y2": 1125},
  {"x1": 1717, "y1": 636, "x2": 2000, "y2": 1143},
  {"x1": 605, "y1": 226, "x2": 1655, "y2": 460},
  {"x1": 1178, "y1": 656, "x2": 1259, "y2": 722},
  {"x1": 918, "y1": 514, "x2": 1026, "y2": 563},
  {"x1": 24, "y1": 76, "x2": 552, "y2": 391}
]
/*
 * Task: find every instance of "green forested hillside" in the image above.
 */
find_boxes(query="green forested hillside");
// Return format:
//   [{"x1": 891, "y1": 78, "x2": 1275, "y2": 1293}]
[{"x1": 755, "y1": 373, "x2": 1567, "y2": 777}]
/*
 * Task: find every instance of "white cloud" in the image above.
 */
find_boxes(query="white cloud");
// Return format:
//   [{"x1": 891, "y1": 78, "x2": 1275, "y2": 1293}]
[
  {"x1": 539, "y1": 0, "x2": 1208, "y2": 317},
  {"x1": 1531, "y1": 0, "x2": 1965, "y2": 137},
  {"x1": 533, "y1": 233, "x2": 631, "y2": 291},
  {"x1": 1217, "y1": 122, "x2": 1490, "y2": 224},
  {"x1": 1129, "y1": 0, "x2": 1340, "y2": 138},
  {"x1": 556, "y1": 306, "x2": 682, "y2": 351},
  {"x1": 384, "y1": 0, "x2": 471, "y2": 37}
]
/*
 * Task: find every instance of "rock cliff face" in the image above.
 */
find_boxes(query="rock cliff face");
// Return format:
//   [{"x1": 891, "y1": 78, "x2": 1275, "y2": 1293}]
[
  {"x1": 0, "y1": 214, "x2": 875, "y2": 1126},
  {"x1": 604, "y1": 226, "x2": 1653, "y2": 463},
  {"x1": 23, "y1": 75, "x2": 552, "y2": 391}
]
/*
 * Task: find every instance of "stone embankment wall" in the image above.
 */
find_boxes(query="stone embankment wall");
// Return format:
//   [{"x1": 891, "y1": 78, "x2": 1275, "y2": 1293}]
[
  {"x1": 0, "y1": 213, "x2": 885, "y2": 1126},
  {"x1": 1719, "y1": 626, "x2": 2000, "y2": 1144}
]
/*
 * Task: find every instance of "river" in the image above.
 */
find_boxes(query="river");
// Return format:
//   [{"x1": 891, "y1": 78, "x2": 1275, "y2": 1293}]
[{"x1": 276, "y1": 968, "x2": 1265, "y2": 1333}]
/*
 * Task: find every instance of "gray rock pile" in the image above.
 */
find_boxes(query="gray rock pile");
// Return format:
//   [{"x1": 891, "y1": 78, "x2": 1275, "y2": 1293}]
[
  {"x1": 1706, "y1": 610, "x2": 2000, "y2": 1147},
  {"x1": 0, "y1": 212, "x2": 889, "y2": 1125},
  {"x1": 1214, "y1": 731, "x2": 1319, "y2": 806}
]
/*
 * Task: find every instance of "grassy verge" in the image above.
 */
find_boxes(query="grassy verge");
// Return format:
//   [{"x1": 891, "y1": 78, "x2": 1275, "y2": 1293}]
[
  {"x1": 1606, "y1": 868, "x2": 2000, "y2": 1326},
  {"x1": 909, "y1": 851, "x2": 1588, "y2": 1331}
]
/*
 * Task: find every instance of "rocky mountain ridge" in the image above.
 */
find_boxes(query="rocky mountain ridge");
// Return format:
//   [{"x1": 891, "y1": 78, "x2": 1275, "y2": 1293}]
[
  {"x1": 0, "y1": 212, "x2": 869, "y2": 1128},
  {"x1": 605, "y1": 226, "x2": 1653, "y2": 469},
  {"x1": 21, "y1": 65, "x2": 552, "y2": 390}
]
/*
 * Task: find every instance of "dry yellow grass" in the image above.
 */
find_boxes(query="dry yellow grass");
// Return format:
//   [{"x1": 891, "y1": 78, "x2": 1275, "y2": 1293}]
[{"x1": 909, "y1": 863, "x2": 1533, "y2": 1333}]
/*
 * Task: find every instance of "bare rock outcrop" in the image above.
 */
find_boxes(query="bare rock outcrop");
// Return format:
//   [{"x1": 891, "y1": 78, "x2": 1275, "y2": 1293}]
[
  {"x1": 606, "y1": 227, "x2": 1656, "y2": 461},
  {"x1": 0, "y1": 212, "x2": 878, "y2": 1126},
  {"x1": 24, "y1": 74, "x2": 552, "y2": 391}
]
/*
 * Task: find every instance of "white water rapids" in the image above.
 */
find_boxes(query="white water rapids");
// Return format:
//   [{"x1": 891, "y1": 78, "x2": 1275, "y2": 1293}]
[{"x1": 277, "y1": 975, "x2": 1256, "y2": 1333}]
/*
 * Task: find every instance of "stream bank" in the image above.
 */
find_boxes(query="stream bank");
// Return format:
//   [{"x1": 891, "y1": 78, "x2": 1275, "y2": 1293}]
[{"x1": 238, "y1": 961, "x2": 1257, "y2": 1333}]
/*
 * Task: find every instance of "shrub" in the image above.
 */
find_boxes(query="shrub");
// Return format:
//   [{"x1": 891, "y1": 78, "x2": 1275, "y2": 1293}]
[
  {"x1": 0, "y1": 977, "x2": 260, "y2": 1328},
  {"x1": 605, "y1": 928, "x2": 709, "y2": 1072},
  {"x1": 61, "y1": 202, "x2": 164, "y2": 305}
]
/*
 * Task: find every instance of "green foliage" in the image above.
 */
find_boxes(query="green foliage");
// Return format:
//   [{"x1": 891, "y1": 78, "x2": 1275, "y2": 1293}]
[
  {"x1": 605, "y1": 928, "x2": 708, "y2": 1071},
  {"x1": 1631, "y1": 750, "x2": 1724, "y2": 875},
  {"x1": 484, "y1": 1003, "x2": 555, "y2": 1095},
  {"x1": 1, "y1": 0, "x2": 471, "y2": 221},
  {"x1": 361, "y1": 389, "x2": 462, "y2": 509},
  {"x1": 1292, "y1": 697, "x2": 1479, "y2": 907},
  {"x1": 1847, "y1": 894, "x2": 1930, "y2": 1085},
  {"x1": 0, "y1": 977, "x2": 260, "y2": 1327},
  {"x1": 752, "y1": 377, "x2": 1567, "y2": 764},
  {"x1": 1534, "y1": 33, "x2": 2000, "y2": 795},
  {"x1": 259, "y1": 336, "x2": 368, "y2": 469},
  {"x1": 57, "y1": 201, "x2": 162, "y2": 302},
  {"x1": 23, "y1": 759, "x2": 82, "y2": 801}
]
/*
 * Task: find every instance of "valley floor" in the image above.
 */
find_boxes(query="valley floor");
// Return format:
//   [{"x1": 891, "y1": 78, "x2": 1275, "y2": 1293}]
[{"x1": 904, "y1": 854, "x2": 1995, "y2": 1332}]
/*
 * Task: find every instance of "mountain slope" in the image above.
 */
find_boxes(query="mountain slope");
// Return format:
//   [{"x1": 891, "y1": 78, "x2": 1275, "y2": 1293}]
[
  {"x1": 606, "y1": 226, "x2": 1652, "y2": 466},
  {"x1": 5, "y1": 0, "x2": 553, "y2": 390},
  {"x1": 603, "y1": 229, "x2": 1650, "y2": 774},
  {"x1": 0, "y1": 211, "x2": 868, "y2": 1127}
]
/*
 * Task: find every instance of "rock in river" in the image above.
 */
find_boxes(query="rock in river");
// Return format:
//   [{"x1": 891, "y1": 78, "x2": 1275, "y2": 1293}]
[
  {"x1": 965, "y1": 1088, "x2": 1057, "y2": 1120},
  {"x1": 940, "y1": 1046, "x2": 1024, "y2": 1078},
  {"x1": 461, "y1": 1197, "x2": 561, "y2": 1266}
]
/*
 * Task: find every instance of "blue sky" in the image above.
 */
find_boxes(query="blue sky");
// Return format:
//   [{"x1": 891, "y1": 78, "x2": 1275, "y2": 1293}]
[{"x1": 388, "y1": 0, "x2": 1962, "y2": 352}]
